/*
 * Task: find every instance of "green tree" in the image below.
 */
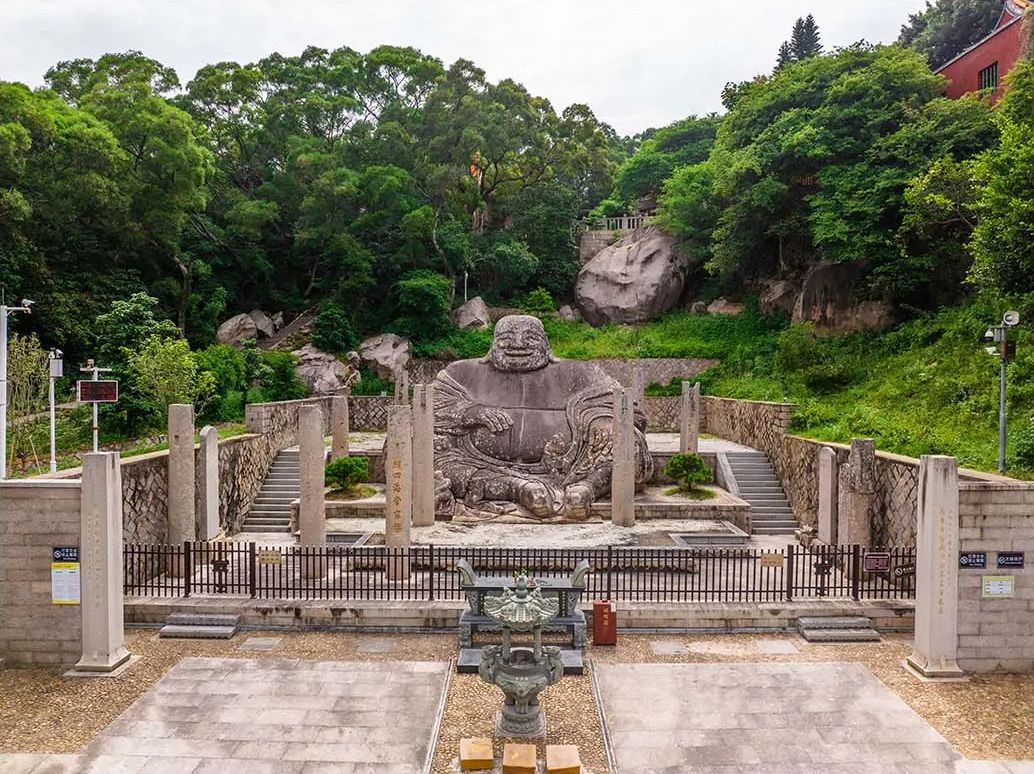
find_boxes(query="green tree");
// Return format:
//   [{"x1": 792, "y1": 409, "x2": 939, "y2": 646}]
[
  {"x1": 899, "y1": 0, "x2": 1003, "y2": 69},
  {"x1": 126, "y1": 335, "x2": 214, "y2": 424},
  {"x1": 775, "y1": 14, "x2": 823, "y2": 70},
  {"x1": 664, "y1": 453, "x2": 711, "y2": 492},
  {"x1": 312, "y1": 302, "x2": 359, "y2": 354},
  {"x1": 969, "y1": 61, "x2": 1034, "y2": 295}
]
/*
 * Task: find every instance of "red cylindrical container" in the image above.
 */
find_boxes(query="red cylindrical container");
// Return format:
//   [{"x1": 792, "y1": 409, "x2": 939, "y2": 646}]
[{"x1": 593, "y1": 599, "x2": 616, "y2": 645}]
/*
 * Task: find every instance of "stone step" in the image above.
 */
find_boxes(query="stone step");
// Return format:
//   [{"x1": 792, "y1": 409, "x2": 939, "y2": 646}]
[
  {"x1": 752, "y1": 515, "x2": 796, "y2": 523},
  {"x1": 240, "y1": 524, "x2": 292, "y2": 533},
  {"x1": 752, "y1": 506, "x2": 794, "y2": 514},
  {"x1": 246, "y1": 519, "x2": 291, "y2": 528},
  {"x1": 734, "y1": 474, "x2": 779, "y2": 481},
  {"x1": 254, "y1": 496, "x2": 296, "y2": 504},
  {"x1": 797, "y1": 616, "x2": 874, "y2": 630},
  {"x1": 800, "y1": 628, "x2": 881, "y2": 643},
  {"x1": 167, "y1": 612, "x2": 240, "y2": 627},
  {"x1": 738, "y1": 486, "x2": 785, "y2": 494},
  {"x1": 249, "y1": 506, "x2": 293, "y2": 514},
  {"x1": 752, "y1": 526, "x2": 798, "y2": 535},
  {"x1": 159, "y1": 624, "x2": 238, "y2": 639}
]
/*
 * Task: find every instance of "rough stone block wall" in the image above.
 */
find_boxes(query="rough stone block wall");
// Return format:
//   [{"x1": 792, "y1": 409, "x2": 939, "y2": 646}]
[
  {"x1": 0, "y1": 480, "x2": 82, "y2": 665},
  {"x1": 701, "y1": 396, "x2": 794, "y2": 458},
  {"x1": 119, "y1": 452, "x2": 170, "y2": 544},
  {"x1": 350, "y1": 396, "x2": 392, "y2": 431},
  {"x1": 215, "y1": 434, "x2": 271, "y2": 535},
  {"x1": 957, "y1": 482, "x2": 1034, "y2": 672},
  {"x1": 644, "y1": 396, "x2": 680, "y2": 432},
  {"x1": 579, "y1": 229, "x2": 619, "y2": 263}
]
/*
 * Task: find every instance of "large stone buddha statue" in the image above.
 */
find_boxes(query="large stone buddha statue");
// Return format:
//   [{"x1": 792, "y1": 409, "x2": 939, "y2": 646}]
[{"x1": 433, "y1": 314, "x2": 653, "y2": 521}]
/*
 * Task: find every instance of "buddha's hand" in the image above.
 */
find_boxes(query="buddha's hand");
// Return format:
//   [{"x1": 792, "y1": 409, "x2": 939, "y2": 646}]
[{"x1": 461, "y1": 404, "x2": 513, "y2": 433}]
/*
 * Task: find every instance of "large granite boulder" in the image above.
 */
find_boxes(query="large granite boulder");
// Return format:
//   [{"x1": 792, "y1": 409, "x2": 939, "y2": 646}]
[
  {"x1": 453, "y1": 296, "x2": 491, "y2": 329},
  {"x1": 433, "y1": 315, "x2": 653, "y2": 522},
  {"x1": 760, "y1": 280, "x2": 798, "y2": 316},
  {"x1": 793, "y1": 261, "x2": 893, "y2": 332},
  {"x1": 291, "y1": 344, "x2": 360, "y2": 395},
  {"x1": 575, "y1": 226, "x2": 687, "y2": 325},
  {"x1": 215, "y1": 313, "x2": 258, "y2": 345},
  {"x1": 248, "y1": 309, "x2": 276, "y2": 338},
  {"x1": 557, "y1": 304, "x2": 583, "y2": 322},
  {"x1": 359, "y1": 333, "x2": 410, "y2": 380},
  {"x1": 706, "y1": 298, "x2": 744, "y2": 315}
]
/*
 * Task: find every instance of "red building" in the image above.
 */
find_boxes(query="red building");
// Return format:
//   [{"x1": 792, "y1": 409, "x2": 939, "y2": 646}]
[{"x1": 936, "y1": 0, "x2": 1029, "y2": 102}]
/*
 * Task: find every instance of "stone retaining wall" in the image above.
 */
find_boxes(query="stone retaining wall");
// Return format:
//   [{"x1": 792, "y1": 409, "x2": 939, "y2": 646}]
[
  {"x1": 957, "y1": 481, "x2": 1034, "y2": 672},
  {"x1": 0, "y1": 480, "x2": 83, "y2": 665}
]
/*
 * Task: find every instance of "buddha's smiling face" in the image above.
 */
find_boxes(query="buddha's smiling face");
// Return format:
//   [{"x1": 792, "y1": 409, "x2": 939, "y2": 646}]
[{"x1": 487, "y1": 315, "x2": 554, "y2": 372}]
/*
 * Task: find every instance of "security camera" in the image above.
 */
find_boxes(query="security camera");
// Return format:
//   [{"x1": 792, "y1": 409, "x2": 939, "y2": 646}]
[
  {"x1": 20, "y1": 299, "x2": 34, "y2": 313},
  {"x1": 51, "y1": 349, "x2": 63, "y2": 358},
  {"x1": 1003, "y1": 311, "x2": 1020, "y2": 327}
]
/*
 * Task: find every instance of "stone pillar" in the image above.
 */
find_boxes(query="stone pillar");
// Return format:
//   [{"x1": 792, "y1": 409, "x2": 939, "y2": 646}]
[
  {"x1": 298, "y1": 404, "x2": 326, "y2": 577},
  {"x1": 907, "y1": 455, "x2": 964, "y2": 678},
  {"x1": 817, "y1": 447, "x2": 838, "y2": 544},
  {"x1": 633, "y1": 365, "x2": 646, "y2": 409},
  {"x1": 77, "y1": 452, "x2": 130, "y2": 672},
  {"x1": 411, "y1": 385, "x2": 435, "y2": 527},
  {"x1": 611, "y1": 388, "x2": 635, "y2": 527},
  {"x1": 394, "y1": 368, "x2": 410, "y2": 404},
  {"x1": 680, "y1": 381, "x2": 700, "y2": 454},
  {"x1": 385, "y1": 405, "x2": 413, "y2": 580},
  {"x1": 197, "y1": 425, "x2": 220, "y2": 540},
  {"x1": 330, "y1": 393, "x2": 350, "y2": 460},
  {"x1": 167, "y1": 404, "x2": 195, "y2": 548},
  {"x1": 837, "y1": 438, "x2": 875, "y2": 547}
]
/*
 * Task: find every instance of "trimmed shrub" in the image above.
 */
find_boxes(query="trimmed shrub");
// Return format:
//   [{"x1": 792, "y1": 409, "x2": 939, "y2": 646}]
[
  {"x1": 664, "y1": 452, "x2": 711, "y2": 491},
  {"x1": 325, "y1": 456, "x2": 370, "y2": 493}
]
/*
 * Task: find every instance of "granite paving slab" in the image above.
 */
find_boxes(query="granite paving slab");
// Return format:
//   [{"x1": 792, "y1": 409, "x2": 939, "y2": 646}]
[
  {"x1": 595, "y1": 661, "x2": 962, "y2": 774},
  {"x1": 0, "y1": 658, "x2": 448, "y2": 774}
]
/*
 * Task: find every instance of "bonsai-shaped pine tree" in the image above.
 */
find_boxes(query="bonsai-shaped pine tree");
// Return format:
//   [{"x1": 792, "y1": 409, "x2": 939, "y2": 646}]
[
  {"x1": 325, "y1": 456, "x2": 369, "y2": 495},
  {"x1": 664, "y1": 453, "x2": 711, "y2": 493}
]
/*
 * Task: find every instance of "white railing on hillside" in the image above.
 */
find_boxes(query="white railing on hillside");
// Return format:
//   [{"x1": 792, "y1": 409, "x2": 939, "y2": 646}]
[{"x1": 581, "y1": 214, "x2": 654, "y2": 232}]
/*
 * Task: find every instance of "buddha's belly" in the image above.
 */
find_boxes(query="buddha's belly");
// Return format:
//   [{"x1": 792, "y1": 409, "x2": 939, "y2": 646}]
[{"x1": 470, "y1": 408, "x2": 568, "y2": 464}]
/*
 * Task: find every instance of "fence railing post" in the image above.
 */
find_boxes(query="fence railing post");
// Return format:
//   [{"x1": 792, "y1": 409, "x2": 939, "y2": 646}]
[
  {"x1": 606, "y1": 545, "x2": 613, "y2": 600},
  {"x1": 785, "y1": 544, "x2": 795, "y2": 602},
  {"x1": 249, "y1": 542, "x2": 257, "y2": 598},
  {"x1": 183, "y1": 541, "x2": 192, "y2": 598},
  {"x1": 428, "y1": 544, "x2": 435, "y2": 602},
  {"x1": 851, "y1": 544, "x2": 861, "y2": 601}
]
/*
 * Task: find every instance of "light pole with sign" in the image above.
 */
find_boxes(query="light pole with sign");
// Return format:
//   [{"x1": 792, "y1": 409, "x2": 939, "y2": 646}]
[
  {"x1": 984, "y1": 311, "x2": 1020, "y2": 474},
  {"x1": 49, "y1": 350, "x2": 62, "y2": 474},
  {"x1": 77, "y1": 360, "x2": 117, "y2": 453},
  {"x1": 0, "y1": 295, "x2": 34, "y2": 480}
]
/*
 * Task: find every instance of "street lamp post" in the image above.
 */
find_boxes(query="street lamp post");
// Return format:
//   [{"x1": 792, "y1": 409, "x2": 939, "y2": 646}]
[
  {"x1": 985, "y1": 311, "x2": 1020, "y2": 474},
  {"x1": 0, "y1": 297, "x2": 35, "y2": 480},
  {"x1": 49, "y1": 350, "x2": 63, "y2": 474}
]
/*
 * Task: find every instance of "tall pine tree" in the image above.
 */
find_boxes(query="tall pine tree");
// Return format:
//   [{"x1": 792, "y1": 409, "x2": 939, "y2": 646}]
[{"x1": 776, "y1": 14, "x2": 823, "y2": 70}]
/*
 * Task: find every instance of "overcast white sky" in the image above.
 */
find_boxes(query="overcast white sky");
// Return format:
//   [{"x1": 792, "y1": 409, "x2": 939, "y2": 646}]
[{"x1": 0, "y1": 0, "x2": 929, "y2": 135}]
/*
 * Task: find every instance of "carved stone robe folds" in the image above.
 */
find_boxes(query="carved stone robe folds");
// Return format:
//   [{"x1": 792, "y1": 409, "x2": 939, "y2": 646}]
[{"x1": 433, "y1": 357, "x2": 653, "y2": 520}]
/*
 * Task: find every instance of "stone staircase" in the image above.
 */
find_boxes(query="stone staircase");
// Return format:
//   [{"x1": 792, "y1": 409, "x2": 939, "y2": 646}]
[
  {"x1": 798, "y1": 616, "x2": 881, "y2": 643},
  {"x1": 726, "y1": 451, "x2": 798, "y2": 535},
  {"x1": 241, "y1": 449, "x2": 299, "y2": 533}
]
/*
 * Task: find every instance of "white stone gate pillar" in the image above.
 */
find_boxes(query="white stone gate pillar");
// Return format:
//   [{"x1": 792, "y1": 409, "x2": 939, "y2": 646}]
[
  {"x1": 611, "y1": 388, "x2": 635, "y2": 527},
  {"x1": 330, "y1": 393, "x2": 350, "y2": 460},
  {"x1": 197, "y1": 425, "x2": 220, "y2": 540},
  {"x1": 77, "y1": 452, "x2": 130, "y2": 672},
  {"x1": 907, "y1": 455, "x2": 964, "y2": 678},
  {"x1": 298, "y1": 404, "x2": 326, "y2": 578},
  {"x1": 680, "y1": 381, "x2": 700, "y2": 454},
  {"x1": 167, "y1": 404, "x2": 195, "y2": 547},
  {"x1": 385, "y1": 404, "x2": 413, "y2": 580},
  {"x1": 411, "y1": 385, "x2": 435, "y2": 528},
  {"x1": 817, "y1": 446, "x2": 838, "y2": 544}
]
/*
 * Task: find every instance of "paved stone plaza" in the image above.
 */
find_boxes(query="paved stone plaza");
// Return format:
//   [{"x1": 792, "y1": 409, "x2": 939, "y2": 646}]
[
  {"x1": 2, "y1": 657, "x2": 448, "y2": 773},
  {"x1": 597, "y1": 661, "x2": 962, "y2": 774}
]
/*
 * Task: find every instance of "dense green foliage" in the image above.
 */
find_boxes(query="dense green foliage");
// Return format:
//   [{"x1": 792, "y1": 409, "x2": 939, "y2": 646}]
[
  {"x1": 325, "y1": 455, "x2": 369, "y2": 493},
  {"x1": 665, "y1": 453, "x2": 712, "y2": 492},
  {"x1": 659, "y1": 45, "x2": 999, "y2": 308},
  {"x1": 1, "y1": 46, "x2": 618, "y2": 362},
  {"x1": 899, "y1": 0, "x2": 1003, "y2": 68},
  {"x1": 312, "y1": 303, "x2": 359, "y2": 354}
]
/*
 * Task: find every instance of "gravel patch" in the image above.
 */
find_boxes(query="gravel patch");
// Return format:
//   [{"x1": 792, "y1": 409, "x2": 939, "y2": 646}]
[{"x1": 1, "y1": 630, "x2": 1030, "y2": 764}]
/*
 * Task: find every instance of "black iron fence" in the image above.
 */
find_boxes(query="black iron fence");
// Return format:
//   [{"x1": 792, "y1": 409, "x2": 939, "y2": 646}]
[{"x1": 124, "y1": 543, "x2": 915, "y2": 603}]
